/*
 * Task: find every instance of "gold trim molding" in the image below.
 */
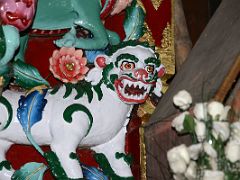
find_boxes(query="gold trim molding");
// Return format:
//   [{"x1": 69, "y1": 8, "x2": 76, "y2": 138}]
[{"x1": 137, "y1": 0, "x2": 175, "y2": 179}]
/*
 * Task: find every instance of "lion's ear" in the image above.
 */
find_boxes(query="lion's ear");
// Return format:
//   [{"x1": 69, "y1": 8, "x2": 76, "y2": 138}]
[
  {"x1": 152, "y1": 79, "x2": 163, "y2": 97},
  {"x1": 157, "y1": 65, "x2": 165, "y2": 78},
  {"x1": 95, "y1": 55, "x2": 109, "y2": 68}
]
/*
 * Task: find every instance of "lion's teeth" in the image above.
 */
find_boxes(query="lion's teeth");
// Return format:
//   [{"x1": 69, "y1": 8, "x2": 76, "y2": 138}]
[
  {"x1": 133, "y1": 83, "x2": 137, "y2": 88},
  {"x1": 126, "y1": 81, "x2": 131, "y2": 87},
  {"x1": 147, "y1": 86, "x2": 151, "y2": 91},
  {"x1": 123, "y1": 80, "x2": 128, "y2": 87},
  {"x1": 138, "y1": 83, "x2": 143, "y2": 89},
  {"x1": 137, "y1": 94, "x2": 141, "y2": 99}
]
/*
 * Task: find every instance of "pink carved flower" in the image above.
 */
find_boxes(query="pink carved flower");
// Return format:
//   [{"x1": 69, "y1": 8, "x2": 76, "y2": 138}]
[
  {"x1": 49, "y1": 47, "x2": 89, "y2": 84},
  {"x1": 0, "y1": 0, "x2": 37, "y2": 31}
]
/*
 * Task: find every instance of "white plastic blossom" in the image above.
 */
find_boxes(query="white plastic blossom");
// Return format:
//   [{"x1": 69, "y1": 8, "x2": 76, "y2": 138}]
[
  {"x1": 188, "y1": 143, "x2": 203, "y2": 160},
  {"x1": 203, "y1": 142, "x2": 217, "y2": 158},
  {"x1": 219, "y1": 105, "x2": 231, "y2": 121},
  {"x1": 207, "y1": 101, "x2": 224, "y2": 120},
  {"x1": 225, "y1": 140, "x2": 240, "y2": 163},
  {"x1": 167, "y1": 144, "x2": 190, "y2": 174},
  {"x1": 173, "y1": 174, "x2": 185, "y2": 180},
  {"x1": 212, "y1": 122, "x2": 230, "y2": 141},
  {"x1": 172, "y1": 112, "x2": 189, "y2": 132},
  {"x1": 231, "y1": 122, "x2": 240, "y2": 143},
  {"x1": 195, "y1": 120, "x2": 206, "y2": 142},
  {"x1": 203, "y1": 170, "x2": 224, "y2": 180},
  {"x1": 209, "y1": 157, "x2": 218, "y2": 170},
  {"x1": 184, "y1": 161, "x2": 197, "y2": 180},
  {"x1": 173, "y1": 90, "x2": 192, "y2": 110},
  {"x1": 193, "y1": 102, "x2": 208, "y2": 120}
]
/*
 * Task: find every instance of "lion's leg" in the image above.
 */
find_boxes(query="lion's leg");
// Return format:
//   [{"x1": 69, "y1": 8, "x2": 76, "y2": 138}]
[
  {"x1": 0, "y1": 140, "x2": 13, "y2": 179},
  {"x1": 92, "y1": 127, "x2": 133, "y2": 178},
  {"x1": 50, "y1": 112, "x2": 90, "y2": 179}
]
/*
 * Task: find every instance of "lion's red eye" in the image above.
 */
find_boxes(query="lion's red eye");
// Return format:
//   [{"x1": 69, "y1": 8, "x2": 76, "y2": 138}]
[
  {"x1": 145, "y1": 65, "x2": 155, "y2": 74},
  {"x1": 121, "y1": 61, "x2": 135, "y2": 71}
]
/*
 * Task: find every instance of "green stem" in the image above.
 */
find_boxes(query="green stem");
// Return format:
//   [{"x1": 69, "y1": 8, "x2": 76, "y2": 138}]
[{"x1": 26, "y1": 131, "x2": 44, "y2": 156}]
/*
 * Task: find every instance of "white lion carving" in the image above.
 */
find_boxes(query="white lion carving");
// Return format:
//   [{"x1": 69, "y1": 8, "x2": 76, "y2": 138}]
[{"x1": 0, "y1": 42, "x2": 164, "y2": 179}]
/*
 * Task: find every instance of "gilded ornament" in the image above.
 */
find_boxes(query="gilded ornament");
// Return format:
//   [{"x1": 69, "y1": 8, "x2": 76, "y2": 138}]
[
  {"x1": 151, "y1": 0, "x2": 163, "y2": 10},
  {"x1": 137, "y1": 1, "x2": 175, "y2": 179}
]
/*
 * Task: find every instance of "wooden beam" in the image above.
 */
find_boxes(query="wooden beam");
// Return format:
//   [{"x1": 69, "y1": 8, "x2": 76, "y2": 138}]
[
  {"x1": 144, "y1": 116, "x2": 191, "y2": 180},
  {"x1": 147, "y1": 0, "x2": 240, "y2": 126},
  {"x1": 214, "y1": 54, "x2": 240, "y2": 102}
]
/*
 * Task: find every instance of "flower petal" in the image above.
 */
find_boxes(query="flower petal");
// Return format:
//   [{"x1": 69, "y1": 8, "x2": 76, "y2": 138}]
[
  {"x1": 66, "y1": 47, "x2": 76, "y2": 55},
  {"x1": 74, "y1": 49, "x2": 84, "y2": 59},
  {"x1": 172, "y1": 111, "x2": 189, "y2": 132},
  {"x1": 207, "y1": 101, "x2": 224, "y2": 120},
  {"x1": 59, "y1": 47, "x2": 68, "y2": 55},
  {"x1": 173, "y1": 90, "x2": 192, "y2": 110}
]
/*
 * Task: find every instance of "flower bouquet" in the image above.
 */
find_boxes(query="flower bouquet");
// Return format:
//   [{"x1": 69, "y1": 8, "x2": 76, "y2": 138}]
[{"x1": 167, "y1": 90, "x2": 240, "y2": 180}]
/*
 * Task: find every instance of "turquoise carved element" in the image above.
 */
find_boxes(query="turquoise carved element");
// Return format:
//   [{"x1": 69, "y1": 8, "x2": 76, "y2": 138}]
[{"x1": 32, "y1": 0, "x2": 120, "y2": 49}]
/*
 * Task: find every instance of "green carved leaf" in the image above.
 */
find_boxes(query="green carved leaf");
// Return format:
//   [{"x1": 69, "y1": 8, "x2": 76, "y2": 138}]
[
  {"x1": 44, "y1": 151, "x2": 68, "y2": 179},
  {"x1": 74, "y1": 86, "x2": 84, "y2": 100},
  {"x1": 124, "y1": 1, "x2": 145, "y2": 41},
  {"x1": 0, "y1": 26, "x2": 6, "y2": 60},
  {"x1": 50, "y1": 85, "x2": 60, "y2": 95},
  {"x1": 115, "y1": 152, "x2": 133, "y2": 165},
  {"x1": 64, "y1": 83, "x2": 73, "y2": 99},
  {"x1": 13, "y1": 60, "x2": 49, "y2": 89},
  {"x1": 93, "y1": 82, "x2": 103, "y2": 101},
  {"x1": 63, "y1": 104, "x2": 93, "y2": 135},
  {"x1": 94, "y1": 153, "x2": 134, "y2": 180},
  {"x1": 12, "y1": 162, "x2": 47, "y2": 180},
  {"x1": 0, "y1": 96, "x2": 13, "y2": 130},
  {"x1": 0, "y1": 161, "x2": 11, "y2": 171},
  {"x1": 84, "y1": 82, "x2": 93, "y2": 103}
]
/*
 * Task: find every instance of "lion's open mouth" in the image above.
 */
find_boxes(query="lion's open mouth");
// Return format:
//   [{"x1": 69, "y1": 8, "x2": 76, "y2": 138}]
[{"x1": 115, "y1": 77, "x2": 152, "y2": 104}]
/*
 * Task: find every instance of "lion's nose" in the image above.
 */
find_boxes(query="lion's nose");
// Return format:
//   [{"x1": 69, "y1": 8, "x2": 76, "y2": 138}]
[
  {"x1": 134, "y1": 69, "x2": 148, "y2": 81},
  {"x1": 22, "y1": 0, "x2": 33, "y2": 8}
]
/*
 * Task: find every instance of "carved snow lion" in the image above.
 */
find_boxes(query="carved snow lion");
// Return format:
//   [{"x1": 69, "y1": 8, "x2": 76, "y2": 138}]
[{"x1": 0, "y1": 42, "x2": 164, "y2": 179}]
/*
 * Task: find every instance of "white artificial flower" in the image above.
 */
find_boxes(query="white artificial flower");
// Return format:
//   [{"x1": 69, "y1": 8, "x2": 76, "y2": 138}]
[
  {"x1": 193, "y1": 102, "x2": 208, "y2": 120},
  {"x1": 212, "y1": 122, "x2": 230, "y2": 141},
  {"x1": 172, "y1": 112, "x2": 189, "y2": 132},
  {"x1": 167, "y1": 144, "x2": 190, "y2": 174},
  {"x1": 219, "y1": 105, "x2": 231, "y2": 121},
  {"x1": 184, "y1": 161, "x2": 197, "y2": 180},
  {"x1": 209, "y1": 157, "x2": 218, "y2": 170},
  {"x1": 173, "y1": 174, "x2": 185, "y2": 180},
  {"x1": 231, "y1": 121, "x2": 240, "y2": 143},
  {"x1": 207, "y1": 101, "x2": 224, "y2": 120},
  {"x1": 195, "y1": 120, "x2": 206, "y2": 142},
  {"x1": 173, "y1": 90, "x2": 192, "y2": 110},
  {"x1": 188, "y1": 143, "x2": 203, "y2": 160},
  {"x1": 203, "y1": 142, "x2": 217, "y2": 158},
  {"x1": 203, "y1": 170, "x2": 224, "y2": 180},
  {"x1": 225, "y1": 140, "x2": 240, "y2": 163},
  {"x1": 231, "y1": 122, "x2": 240, "y2": 143}
]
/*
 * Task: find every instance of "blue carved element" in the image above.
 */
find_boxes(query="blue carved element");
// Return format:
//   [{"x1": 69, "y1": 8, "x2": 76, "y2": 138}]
[
  {"x1": 82, "y1": 164, "x2": 108, "y2": 180},
  {"x1": 85, "y1": 50, "x2": 106, "y2": 63},
  {"x1": 17, "y1": 89, "x2": 48, "y2": 133},
  {"x1": 17, "y1": 89, "x2": 48, "y2": 155}
]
